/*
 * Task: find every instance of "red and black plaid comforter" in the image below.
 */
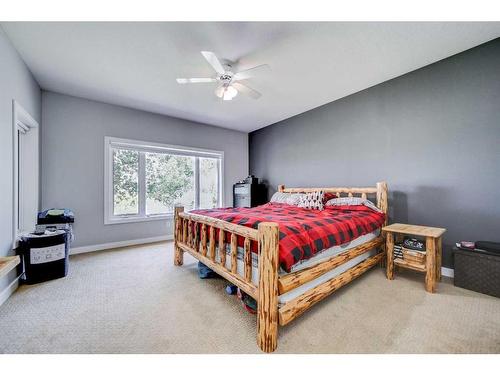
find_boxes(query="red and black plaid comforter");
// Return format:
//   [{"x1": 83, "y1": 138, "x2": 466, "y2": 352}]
[{"x1": 191, "y1": 203, "x2": 385, "y2": 272}]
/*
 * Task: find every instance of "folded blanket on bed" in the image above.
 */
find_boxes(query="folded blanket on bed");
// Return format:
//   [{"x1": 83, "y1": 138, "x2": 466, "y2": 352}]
[{"x1": 190, "y1": 203, "x2": 385, "y2": 272}]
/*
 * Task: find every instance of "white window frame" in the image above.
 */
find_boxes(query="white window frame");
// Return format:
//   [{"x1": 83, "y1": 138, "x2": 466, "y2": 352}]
[
  {"x1": 104, "y1": 136, "x2": 224, "y2": 225},
  {"x1": 12, "y1": 100, "x2": 40, "y2": 246}
]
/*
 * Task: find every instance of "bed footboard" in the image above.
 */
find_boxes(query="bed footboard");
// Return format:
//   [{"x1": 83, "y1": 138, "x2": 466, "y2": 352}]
[
  {"x1": 174, "y1": 206, "x2": 280, "y2": 352},
  {"x1": 174, "y1": 206, "x2": 261, "y2": 298}
]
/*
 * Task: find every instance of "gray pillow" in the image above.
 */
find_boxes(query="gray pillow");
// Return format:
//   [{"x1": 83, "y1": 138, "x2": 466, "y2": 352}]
[
  {"x1": 325, "y1": 197, "x2": 383, "y2": 213},
  {"x1": 270, "y1": 192, "x2": 303, "y2": 206}
]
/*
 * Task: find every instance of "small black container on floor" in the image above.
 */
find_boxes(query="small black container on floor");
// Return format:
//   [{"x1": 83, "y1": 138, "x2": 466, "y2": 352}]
[
  {"x1": 453, "y1": 246, "x2": 500, "y2": 298},
  {"x1": 18, "y1": 230, "x2": 69, "y2": 284}
]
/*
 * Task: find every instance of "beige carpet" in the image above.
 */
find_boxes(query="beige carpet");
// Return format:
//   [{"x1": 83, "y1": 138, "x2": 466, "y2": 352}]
[{"x1": 1, "y1": 241, "x2": 499, "y2": 354}]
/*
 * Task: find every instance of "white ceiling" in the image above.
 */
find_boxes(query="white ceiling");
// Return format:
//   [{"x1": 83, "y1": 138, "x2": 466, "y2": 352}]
[{"x1": 3, "y1": 22, "x2": 499, "y2": 132}]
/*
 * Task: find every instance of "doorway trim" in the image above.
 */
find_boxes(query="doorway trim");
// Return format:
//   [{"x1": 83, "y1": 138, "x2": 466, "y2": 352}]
[{"x1": 12, "y1": 99, "x2": 39, "y2": 248}]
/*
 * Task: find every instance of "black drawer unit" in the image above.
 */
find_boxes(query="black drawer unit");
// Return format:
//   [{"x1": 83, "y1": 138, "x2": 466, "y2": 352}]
[{"x1": 233, "y1": 182, "x2": 266, "y2": 208}]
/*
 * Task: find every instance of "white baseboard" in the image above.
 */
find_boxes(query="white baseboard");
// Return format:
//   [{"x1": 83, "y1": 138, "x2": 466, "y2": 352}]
[
  {"x1": 441, "y1": 266, "x2": 454, "y2": 278},
  {"x1": 70, "y1": 235, "x2": 173, "y2": 255},
  {"x1": 0, "y1": 275, "x2": 21, "y2": 307}
]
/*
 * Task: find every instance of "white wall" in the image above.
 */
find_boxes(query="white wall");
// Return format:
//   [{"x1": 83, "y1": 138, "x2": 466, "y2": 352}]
[
  {"x1": 42, "y1": 91, "x2": 248, "y2": 248},
  {"x1": 0, "y1": 27, "x2": 41, "y2": 292}
]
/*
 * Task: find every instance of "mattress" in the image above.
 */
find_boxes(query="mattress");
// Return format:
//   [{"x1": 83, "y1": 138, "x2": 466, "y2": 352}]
[
  {"x1": 288, "y1": 229, "x2": 379, "y2": 272},
  {"x1": 213, "y1": 229, "x2": 380, "y2": 305}
]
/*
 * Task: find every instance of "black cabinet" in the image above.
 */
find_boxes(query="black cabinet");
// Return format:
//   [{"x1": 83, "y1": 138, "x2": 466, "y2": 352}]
[
  {"x1": 233, "y1": 182, "x2": 267, "y2": 208},
  {"x1": 453, "y1": 246, "x2": 500, "y2": 298}
]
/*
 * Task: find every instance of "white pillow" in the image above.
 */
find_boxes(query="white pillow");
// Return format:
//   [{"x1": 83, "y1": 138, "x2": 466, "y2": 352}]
[
  {"x1": 298, "y1": 191, "x2": 324, "y2": 210},
  {"x1": 270, "y1": 192, "x2": 303, "y2": 206},
  {"x1": 325, "y1": 197, "x2": 383, "y2": 213}
]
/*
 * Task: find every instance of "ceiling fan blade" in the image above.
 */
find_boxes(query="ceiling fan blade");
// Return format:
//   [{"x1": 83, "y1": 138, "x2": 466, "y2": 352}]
[
  {"x1": 201, "y1": 51, "x2": 225, "y2": 75},
  {"x1": 232, "y1": 82, "x2": 261, "y2": 99},
  {"x1": 233, "y1": 64, "x2": 270, "y2": 81},
  {"x1": 176, "y1": 78, "x2": 216, "y2": 84}
]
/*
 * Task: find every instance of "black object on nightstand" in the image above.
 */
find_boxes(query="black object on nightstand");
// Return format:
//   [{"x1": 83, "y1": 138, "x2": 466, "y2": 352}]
[{"x1": 233, "y1": 176, "x2": 267, "y2": 208}]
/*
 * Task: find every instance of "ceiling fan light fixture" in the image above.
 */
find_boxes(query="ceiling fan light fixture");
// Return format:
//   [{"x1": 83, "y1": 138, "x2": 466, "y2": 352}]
[
  {"x1": 177, "y1": 51, "x2": 266, "y2": 100},
  {"x1": 222, "y1": 85, "x2": 238, "y2": 101}
]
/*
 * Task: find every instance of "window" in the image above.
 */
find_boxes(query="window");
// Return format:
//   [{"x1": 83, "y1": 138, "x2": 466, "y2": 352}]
[
  {"x1": 13, "y1": 100, "x2": 39, "y2": 244},
  {"x1": 104, "y1": 137, "x2": 223, "y2": 224}
]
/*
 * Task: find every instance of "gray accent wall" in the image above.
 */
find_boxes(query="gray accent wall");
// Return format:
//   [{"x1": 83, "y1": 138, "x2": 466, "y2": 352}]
[
  {"x1": 250, "y1": 38, "x2": 500, "y2": 268},
  {"x1": 0, "y1": 27, "x2": 41, "y2": 292},
  {"x1": 42, "y1": 92, "x2": 248, "y2": 248}
]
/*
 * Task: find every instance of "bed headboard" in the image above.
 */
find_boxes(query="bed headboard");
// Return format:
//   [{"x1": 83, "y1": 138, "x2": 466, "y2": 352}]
[{"x1": 278, "y1": 181, "x2": 388, "y2": 216}]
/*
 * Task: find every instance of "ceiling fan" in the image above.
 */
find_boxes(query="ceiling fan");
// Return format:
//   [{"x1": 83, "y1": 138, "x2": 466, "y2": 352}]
[{"x1": 176, "y1": 51, "x2": 270, "y2": 101}]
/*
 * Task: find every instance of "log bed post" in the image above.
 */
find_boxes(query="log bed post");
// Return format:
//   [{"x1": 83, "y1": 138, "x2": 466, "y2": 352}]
[
  {"x1": 376, "y1": 181, "x2": 388, "y2": 224},
  {"x1": 257, "y1": 222, "x2": 280, "y2": 353},
  {"x1": 376, "y1": 181, "x2": 389, "y2": 267},
  {"x1": 174, "y1": 206, "x2": 184, "y2": 266}
]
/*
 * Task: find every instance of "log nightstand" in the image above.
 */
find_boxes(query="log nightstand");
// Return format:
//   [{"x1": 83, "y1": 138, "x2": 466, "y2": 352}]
[{"x1": 382, "y1": 223, "x2": 446, "y2": 293}]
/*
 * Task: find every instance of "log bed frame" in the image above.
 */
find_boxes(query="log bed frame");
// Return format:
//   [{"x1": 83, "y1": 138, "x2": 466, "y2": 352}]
[{"x1": 174, "y1": 181, "x2": 388, "y2": 352}]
